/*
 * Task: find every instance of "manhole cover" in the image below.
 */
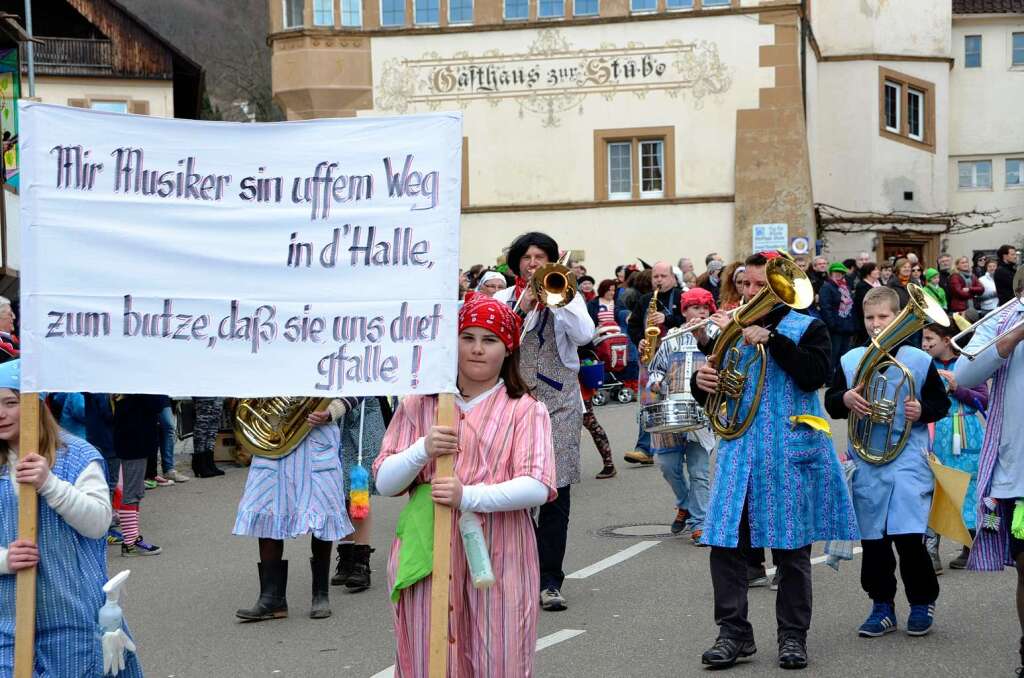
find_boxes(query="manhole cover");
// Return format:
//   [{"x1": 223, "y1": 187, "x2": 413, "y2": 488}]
[{"x1": 596, "y1": 523, "x2": 677, "y2": 539}]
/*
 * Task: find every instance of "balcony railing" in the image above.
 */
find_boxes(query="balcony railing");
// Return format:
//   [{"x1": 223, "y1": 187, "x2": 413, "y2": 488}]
[{"x1": 26, "y1": 37, "x2": 113, "y2": 76}]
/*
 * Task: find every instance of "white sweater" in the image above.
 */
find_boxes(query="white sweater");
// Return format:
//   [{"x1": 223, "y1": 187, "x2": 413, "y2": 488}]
[{"x1": 0, "y1": 452, "x2": 111, "y2": 574}]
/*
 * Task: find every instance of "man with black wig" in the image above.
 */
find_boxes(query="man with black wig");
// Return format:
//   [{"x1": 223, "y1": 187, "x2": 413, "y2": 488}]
[{"x1": 496, "y1": 231, "x2": 595, "y2": 611}]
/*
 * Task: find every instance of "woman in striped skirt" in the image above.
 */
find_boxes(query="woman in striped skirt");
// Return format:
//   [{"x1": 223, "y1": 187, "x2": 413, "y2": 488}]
[
  {"x1": 374, "y1": 292, "x2": 556, "y2": 677},
  {"x1": 233, "y1": 400, "x2": 354, "y2": 621}
]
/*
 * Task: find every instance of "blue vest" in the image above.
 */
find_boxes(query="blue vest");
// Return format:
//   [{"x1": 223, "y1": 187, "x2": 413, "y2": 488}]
[
  {"x1": 841, "y1": 344, "x2": 934, "y2": 539},
  {"x1": 702, "y1": 312, "x2": 859, "y2": 549},
  {"x1": 0, "y1": 437, "x2": 143, "y2": 677}
]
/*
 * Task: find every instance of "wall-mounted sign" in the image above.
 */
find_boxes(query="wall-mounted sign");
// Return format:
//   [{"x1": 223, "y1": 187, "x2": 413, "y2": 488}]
[
  {"x1": 377, "y1": 29, "x2": 732, "y2": 127},
  {"x1": 752, "y1": 223, "x2": 788, "y2": 253},
  {"x1": 790, "y1": 236, "x2": 810, "y2": 255}
]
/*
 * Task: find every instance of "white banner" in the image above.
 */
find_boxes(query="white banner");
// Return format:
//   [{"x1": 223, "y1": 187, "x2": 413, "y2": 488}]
[{"x1": 19, "y1": 102, "x2": 461, "y2": 397}]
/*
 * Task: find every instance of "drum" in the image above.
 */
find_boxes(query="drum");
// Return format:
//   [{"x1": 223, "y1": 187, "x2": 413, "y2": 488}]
[{"x1": 641, "y1": 396, "x2": 708, "y2": 433}]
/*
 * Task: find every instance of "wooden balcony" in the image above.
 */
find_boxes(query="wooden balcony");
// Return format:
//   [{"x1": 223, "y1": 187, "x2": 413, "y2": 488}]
[{"x1": 27, "y1": 37, "x2": 113, "y2": 77}]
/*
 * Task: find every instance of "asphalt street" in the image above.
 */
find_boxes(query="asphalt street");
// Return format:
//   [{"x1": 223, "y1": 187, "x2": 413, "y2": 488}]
[{"x1": 113, "y1": 401, "x2": 1019, "y2": 678}]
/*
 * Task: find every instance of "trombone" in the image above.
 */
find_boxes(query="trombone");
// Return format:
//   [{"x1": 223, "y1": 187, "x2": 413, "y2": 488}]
[
  {"x1": 510, "y1": 251, "x2": 577, "y2": 341},
  {"x1": 950, "y1": 293, "x2": 1024, "y2": 360}
]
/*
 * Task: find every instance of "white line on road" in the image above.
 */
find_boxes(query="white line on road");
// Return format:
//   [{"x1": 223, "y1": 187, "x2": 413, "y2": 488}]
[
  {"x1": 564, "y1": 540, "x2": 661, "y2": 579},
  {"x1": 368, "y1": 629, "x2": 587, "y2": 678}
]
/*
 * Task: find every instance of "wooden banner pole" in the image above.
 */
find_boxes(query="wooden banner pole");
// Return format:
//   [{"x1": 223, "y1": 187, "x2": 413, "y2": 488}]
[
  {"x1": 428, "y1": 392, "x2": 456, "y2": 678},
  {"x1": 14, "y1": 393, "x2": 40, "y2": 678}
]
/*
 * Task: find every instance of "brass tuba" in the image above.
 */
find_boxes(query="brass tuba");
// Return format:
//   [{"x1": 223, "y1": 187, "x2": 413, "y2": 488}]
[
  {"x1": 234, "y1": 397, "x2": 332, "y2": 460},
  {"x1": 705, "y1": 257, "x2": 814, "y2": 440},
  {"x1": 848, "y1": 284, "x2": 948, "y2": 465}
]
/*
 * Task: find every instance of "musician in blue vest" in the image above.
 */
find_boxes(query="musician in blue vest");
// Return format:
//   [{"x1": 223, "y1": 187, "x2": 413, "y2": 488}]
[
  {"x1": 692, "y1": 251, "x2": 858, "y2": 671},
  {"x1": 825, "y1": 286, "x2": 949, "y2": 639}
]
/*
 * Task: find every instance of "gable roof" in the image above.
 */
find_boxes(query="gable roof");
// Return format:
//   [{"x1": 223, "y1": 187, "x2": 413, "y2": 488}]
[{"x1": 953, "y1": 0, "x2": 1024, "y2": 13}]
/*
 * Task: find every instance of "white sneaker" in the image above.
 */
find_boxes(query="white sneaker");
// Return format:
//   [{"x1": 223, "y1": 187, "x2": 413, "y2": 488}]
[{"x1": 164, "y1": 469, "x2": 190, "y2": 483}]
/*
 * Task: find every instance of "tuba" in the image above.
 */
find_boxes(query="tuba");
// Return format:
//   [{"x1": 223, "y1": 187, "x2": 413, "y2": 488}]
[
  {"x1": 848, "y1": 284, "x2": 948, "y2": 465},
  {"x1": 704, "y1": 257, "x2": 814, "y2": 440},
  {"x1": 234, "y1": 397, "x2": 332, "y2": 460}
]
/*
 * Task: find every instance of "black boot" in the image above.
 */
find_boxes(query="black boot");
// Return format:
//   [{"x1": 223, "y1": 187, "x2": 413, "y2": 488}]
[
  {"x1": 192, "y1": 451, "x2": 214, "y2": 478},
  {"x1": 310, "y1": 558, "x2": 332, "y2": 619},
  {"x1": 331, "y1": 543, "x2": 354, "y2": 586},
  {"x1": 236, "y1": 560, "x2": 288, "y2": 622},
  {"x1": 345, "y1": 545, "x2": 375, "y2": 593},
  {"x1": 205, "y1": 451, "x2": 225, "y2": 476}
]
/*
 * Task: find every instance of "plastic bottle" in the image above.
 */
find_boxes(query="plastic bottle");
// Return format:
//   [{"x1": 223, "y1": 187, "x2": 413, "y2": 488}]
[
  {"x1": 458, "y1": 511, "x2": 495, "y2": 589},
  {"x1": 99, "y1": 570, "x2": 131, "y2": 633}
]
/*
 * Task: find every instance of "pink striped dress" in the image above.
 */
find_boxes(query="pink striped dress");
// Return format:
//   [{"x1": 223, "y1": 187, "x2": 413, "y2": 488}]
[{"x1": 373, "y1": 388, "x2": 556, "y2": 678}]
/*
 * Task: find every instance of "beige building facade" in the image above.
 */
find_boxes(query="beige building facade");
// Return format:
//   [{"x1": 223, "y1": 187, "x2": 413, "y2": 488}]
[{"x1": 269, "y1": 0, "x2": 1022, "y2": 276}]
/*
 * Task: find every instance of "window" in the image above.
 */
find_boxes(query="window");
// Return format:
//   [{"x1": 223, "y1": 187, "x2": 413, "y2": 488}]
[
  {"x1": 964, "y1": 35, "x2": 981, "y2": 68},
  {"x1": 1008, "y1": 159, "x2": 1024, "y2": 188},
  {"x1": 450, "y1": 0, "x2": 473, "y2": 22},
  {"x1": 283, "y1": 0, "x2": 304, "y2": 28},
  {"x1": 594, "y1": 127, "x2": 676, "y2": 201},
  {"x1": 1014, "y1": 33, "x2": 1024, "y2": 66},
  {"x1": 381, "y1": 0, "x2": 405, "y2": 25},
  {"x1": 631, "y1": 0, "x2": 656, "y2": 11},
  {"x1": 90, "y1": 100, "x2": 128, "y2": 113},
  {"x1": 666, "y1": 0, "x2": 694, "y2": 8},
  {"x1": 878, "y1": 68, "x2": 935, "y2": 152},
  {"x1": 313, "y1": 0, "x2": 334, "y2": 25},
  {"x1": 701, "y1": 0, "x2": 731, "y2": 6},
  {"x1": 415, "y1": 0, "x2": 440, "y2": 24},
  {"x1": 574, "y1": 0, "x2": 598, "y2": 15},
  {"x1": 607, "y1": 142, "x2": 632, "y2": 200},
  {"x1": 907, "y1": 88, "x2": 924, "y2": 141},
  {"x1": 504, "y1": 0, "x2": 528, "y2": 19},
  {"x1": 539, "y1": 0, "x2": 564, "y2": 17},
  {"x1": 639, "y1": 140, "x2": 664, "y2": 197},
  {"x1": 883, "y1": 81, "x2": 900, "y2": 133},
  {"x1": 958, "y1": 160, "x2": 992, "y2": 190},
  {"x1": 342, "y1": 0, "x2": 362, "y2": 26}
]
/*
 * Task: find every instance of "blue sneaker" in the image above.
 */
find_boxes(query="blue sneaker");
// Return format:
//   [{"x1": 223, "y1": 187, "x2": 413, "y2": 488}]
[
  {"x1": 906, "y1": 604, "x2": 935, "y2": 636},
  {"x1": 858, "y1": 602, "x2": 897, "y2": 637}
]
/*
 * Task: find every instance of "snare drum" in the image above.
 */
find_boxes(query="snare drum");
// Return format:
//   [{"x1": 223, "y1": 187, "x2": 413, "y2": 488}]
[{"x1": 641, "y1": 396, "x2": 708, "y2": 433}]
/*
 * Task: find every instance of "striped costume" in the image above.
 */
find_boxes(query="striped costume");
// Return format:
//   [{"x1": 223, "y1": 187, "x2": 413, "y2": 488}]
[
  {"x1": 0, "y1": 438, "x2": 143, "y2": 677},
  {"x1": 233, "y1": 424, "x2": 354, "y2": 541},
  {"x1": 374, "y1": 390, "x2": 556, "y2": 678}
]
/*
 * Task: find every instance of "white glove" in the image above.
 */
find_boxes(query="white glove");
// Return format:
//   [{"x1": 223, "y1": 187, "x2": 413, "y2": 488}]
[{"x1": 102, "y1": 628, "x2": 136, "y2": 676}]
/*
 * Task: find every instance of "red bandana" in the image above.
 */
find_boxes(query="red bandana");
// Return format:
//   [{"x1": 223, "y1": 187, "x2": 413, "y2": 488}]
[
  {"x1": 680, "y1": 287, "x2": 717, "y2": 314},
  {"x1": 460, "y1": 291, "x2": 522, "y2": 351}
]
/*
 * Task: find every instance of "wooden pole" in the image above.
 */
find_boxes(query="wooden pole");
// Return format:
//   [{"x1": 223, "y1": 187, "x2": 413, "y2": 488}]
[
  {"x1": 14, "y1": 393, "x2": 40, "y2": 678},
  {"x1": 428, "y1": 392, "x2": 456, "y2": 678}
]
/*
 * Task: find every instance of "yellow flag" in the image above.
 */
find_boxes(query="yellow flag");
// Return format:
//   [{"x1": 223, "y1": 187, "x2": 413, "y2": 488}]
[{"x1": 928, "y1": 455, "x2": 973, "y2": 546}]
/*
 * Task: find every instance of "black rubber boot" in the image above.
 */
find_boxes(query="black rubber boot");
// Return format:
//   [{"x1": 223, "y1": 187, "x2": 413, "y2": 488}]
[
  {"x1": 235, "y1": 560, "x2": 288, "y2": 622},
  {"x1": 345, "y1": 545, "x2": 375, "y2": 593},
  {"x1": 310, "y1": 558, "x2": 332, "y2": 619},
  {"x1": 331, "y1": 543, "x2": 354, "y2": 586}
]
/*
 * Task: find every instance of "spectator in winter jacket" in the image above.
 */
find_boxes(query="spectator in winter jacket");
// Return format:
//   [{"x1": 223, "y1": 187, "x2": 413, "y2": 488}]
[
  {"x1": 84, "y1": 393, "x2": 118, "y2": 494},
  {"x1": 852, "y1": 262, "x2": 881, "y2": 346},
  {"x1": 50, "y1": 392, "x2": 87, "y2": 439},
  {"x1": 947, "y1": 256, "x2": 983, "y2": 314},
  {"x1": 923, "y1": 268, "x2": 948, "y2": 309},
  {"x1": 993, "y1": 244, "x2": 1019, "y2": 304},
  {"x1": 819, "y1": 262, "x2": 857, "y2": 377}
]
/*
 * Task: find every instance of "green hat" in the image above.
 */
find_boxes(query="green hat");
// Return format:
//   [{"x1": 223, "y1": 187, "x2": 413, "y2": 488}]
[
  {"x1": 828, "y1": 262, "x2": 848, "y2": 274},
  {"x1": 924, "y1": 267, "x2": 939, "y2": 282}
]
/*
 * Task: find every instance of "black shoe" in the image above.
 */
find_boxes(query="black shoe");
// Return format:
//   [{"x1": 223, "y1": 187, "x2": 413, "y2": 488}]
[
  {"x1": 206, "y1": 452, "x2": 225, "y2": 476},
  {"x1": 701, "y1": 637, "x2": 756, "y2": 668},
  {"x1": 309, "y1": 557, "x2": 332, "y2": 619},
  {"x1": 344, "y1": 545, "x2": 374, "y2": 593},
  {"x1": 235, "y1": 560, "x2": 288, "y2": 622},
  {"x1": 778, "y1": 636, "x2": 807, "y2": 670},
  {"x1": 192, "y1": 452, "x2": 215, "y2": 478},
  {"x1": 331, "y1": 543, "x2": 354, "y2": 586}
]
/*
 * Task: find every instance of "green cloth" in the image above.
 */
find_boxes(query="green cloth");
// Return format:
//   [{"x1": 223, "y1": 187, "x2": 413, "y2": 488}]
[
  {"x1": 1013, "y1": 500, "x2": 1024, "y2": 541},
  {"x1": 390, "y1": 483, "x2": 436, "y2": 603},
  {"x1": 924, "y1": 283, "x2": 948, "y2": 309}
]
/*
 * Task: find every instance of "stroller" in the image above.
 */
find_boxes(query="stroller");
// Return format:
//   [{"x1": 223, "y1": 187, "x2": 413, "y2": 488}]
[{"x1": 585, "y1": 322, "x2": 635, "y2": 406}]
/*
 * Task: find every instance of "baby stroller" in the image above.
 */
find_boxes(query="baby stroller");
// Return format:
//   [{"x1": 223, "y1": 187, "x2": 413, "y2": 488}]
[{"x1": 587, "y1": 323, "x2": 634, "y2": 406}]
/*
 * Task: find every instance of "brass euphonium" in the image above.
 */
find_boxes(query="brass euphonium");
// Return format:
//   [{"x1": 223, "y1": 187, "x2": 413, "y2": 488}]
[
  {"x1": 848, "y1": 283, "x2": 948, "y2": 465},
  {"x1": 234, "y1": 396, "x2": 332, "y2": 459},
  {"x1": 704, "y1": 257, "x2": 814, "y2": 440},
  {"x1": 639, "y1": 290, "x2": 660, "y2": 365}
]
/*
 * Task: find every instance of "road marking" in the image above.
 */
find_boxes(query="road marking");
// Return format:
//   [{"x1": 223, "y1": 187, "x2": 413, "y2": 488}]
[
  {"x1": 369, "y1": 629, "x2": 586, "y2": 677},
  {"x1": 765, "y1": 547, "x2": 864, "y2": 576},
  {"x1": 565, "y1": 540, "x2": 661, "y2": 579}
]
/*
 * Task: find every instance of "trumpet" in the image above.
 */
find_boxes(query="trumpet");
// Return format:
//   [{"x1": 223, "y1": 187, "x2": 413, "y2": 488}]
[{"x1": 950, "y1": 293, "x2": 1024, "y2": 359}]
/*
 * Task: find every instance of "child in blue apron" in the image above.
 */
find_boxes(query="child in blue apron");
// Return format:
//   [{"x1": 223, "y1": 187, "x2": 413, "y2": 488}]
[
  {"x1": 0, "y1": 360, "x2": 143, "y2": 676},
  {"x1": 922, "y1": 321, "x2": 988, "y2": 570}
]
